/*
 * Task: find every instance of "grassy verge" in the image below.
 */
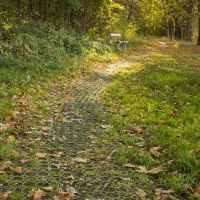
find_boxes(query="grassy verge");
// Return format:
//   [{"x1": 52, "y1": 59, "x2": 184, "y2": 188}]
[{"x1": 103, "y1": 43, "x2": 200, "y2": 199}]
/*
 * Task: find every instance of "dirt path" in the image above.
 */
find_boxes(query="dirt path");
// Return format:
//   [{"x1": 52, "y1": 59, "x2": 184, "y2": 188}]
[{"x1": 1, "y1": 42, "x2": 168, "y2": 199}]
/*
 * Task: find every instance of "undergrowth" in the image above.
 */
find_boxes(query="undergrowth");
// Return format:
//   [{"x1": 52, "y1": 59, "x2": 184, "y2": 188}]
[{"x1": 0, "y1": 18, "x2": 116, "y2": 120}]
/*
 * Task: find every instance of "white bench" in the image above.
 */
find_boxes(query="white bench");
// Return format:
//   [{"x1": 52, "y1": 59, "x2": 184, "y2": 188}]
[
  {"x1": 110, "y1": 33, "x2": 128, "y2": 50},
  {"x1": 118, "y1": 40, "x2": 128, "y2": 50}
]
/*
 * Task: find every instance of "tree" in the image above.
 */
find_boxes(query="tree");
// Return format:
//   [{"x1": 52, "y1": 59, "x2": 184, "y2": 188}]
[{"x1": 197, "y1": 0, "x2": 200, "y2": 45}]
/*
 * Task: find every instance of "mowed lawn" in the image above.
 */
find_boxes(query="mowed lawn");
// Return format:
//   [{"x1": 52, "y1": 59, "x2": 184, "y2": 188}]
[{"x1": 103, "y1": 44, "x2": 200, "y2": 199}]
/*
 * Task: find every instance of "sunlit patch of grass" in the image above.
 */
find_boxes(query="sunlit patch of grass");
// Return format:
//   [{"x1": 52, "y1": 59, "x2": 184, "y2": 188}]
[
  {"x1": 0, "y1": 173, "x2": 9, "y2": 181},
  {"x1": 114, "y1": 149, "x2": 129, "y2": 165},
  {"x1": 159, "y1": 173, "x2": 191, "y2": 193},
  {"x1": 136, "y1": 152, "x2": 154, "y2": 168},
  {"x1": 103, "y1": 44, "x2": 200, "y2": 198},
  {"x1": 0, "y1": 98, "x2": 13, "y2": 119},
  {"x1": 0, "y1": 142, "x2": 20, "y2": 160}
]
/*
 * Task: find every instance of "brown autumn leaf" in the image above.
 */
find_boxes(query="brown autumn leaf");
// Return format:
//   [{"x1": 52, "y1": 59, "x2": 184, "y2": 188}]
[
  {"x1": 20, "y1": 159, "x2": 29, "y2": 164},
  {"x1": 7, "y1": 135, "x2": 16, "y2": 142},
  {"x1": 4, "y1": 115, "x2": 13, "y2": 123},
  {"x1": 36, "y1": 153, "x2": 47, "y2": 158},
  {"x1": 134, "y1": 188, "x2": 147, "y2": 199},
  {"x1": 155, "y1": 188, "x2": 177, "y2": 200},
  {"x1": 184, "y1": 184, "x2": 194, "y2": 193},
  {"x1": 126, "y1": 126, "x2": 143, "y2": 135},
  {"x1": 167, "y1": 160, "x2": 174, "y2": 165},
  {"x1": 123, "y1": 163, "x2": 136, "y2": 169},
  {"x1": 34, "y1": 189, "x2": 46, "y2": 200},
  {"x1": 0, "y1": 163, "x2": 11, "y2": 171},
  {"x1": 73, "y1": 158, "x2": 87, "y2": 164},
  {"x1": 196, "y1": 185, "x2": 200, "y2": 194},
  {"x1": 65, "y1": 175, "x2": 75, "y2": 185},
  {"x1": 148, "y1": 166, "x2": 163, "y2": 174},
  {"x1": 0, "y1": 191, "x2": 12, "y2": 199},
  {"x1": 0, "y1": 123, "x2": 8, "y2": 132},
  {"x1": 149, "y1": 146, "x2": 162, "y2": 157},
  {"x1": 106, "y1": 150, "x2": 116, "y2": 161},
  {"x1": 136, "y1": 166, "x2": 149, "y2": 174},
  {"x1": 40, "y1": 126, "x2": 52, "y2": 132},
  {"x1": 53, "y1": 187, "x2": 77, "y2": 200},
  {"x1": 101, "y1": 124, "x2": 113, "y2": 131},
  {"x1": 49, "y1": 152, "x2": 63, "y2": 158},
  {"x1": 11, "y1": 167, "x2": 23, "y2": 175},
  {"x1": 43, "y1": 186, "x2": 54, "y2": 192}
]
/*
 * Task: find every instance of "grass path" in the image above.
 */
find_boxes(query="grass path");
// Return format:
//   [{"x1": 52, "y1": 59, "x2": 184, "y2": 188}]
[{"x1": 2, "y1": 41, "x2": 197, "y2": 199}]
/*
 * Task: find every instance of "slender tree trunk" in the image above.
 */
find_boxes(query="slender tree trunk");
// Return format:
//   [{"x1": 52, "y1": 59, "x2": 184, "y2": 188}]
[
  {"x1": 83, "y1": 0, "x2": 87, "y2": 32},
  {"x1": 166, "y1": 19, "x2": 170, "y2": 38},
  {"x1": 197, "y1": 0, "x2": 200, "y2": 45},
  {"x1": 127, "y1": 0, "x2": 133, "y2": 21},
  {"x1": 17, "y1": 0, "x2": 21, "y2": 10},
  {"x1": 180, "y1": 20, "x2": 184, "y2": 40}
]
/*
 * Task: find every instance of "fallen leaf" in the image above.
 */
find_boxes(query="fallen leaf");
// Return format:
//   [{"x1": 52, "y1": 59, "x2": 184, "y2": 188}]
[
  {"x1": 136, "y1": 166, "x2": 149, "y2": 174},
  {"x1": 0, "y1": 163, "x2": 11, "y2": 171},
  {"x1": 36, "y1": 153, "x2": 47, "y2": 158},
  {"x1": 0, "y1": 123, "x2": 8, "y2": 132},
  {"x1": 34, "y1": 189, "x2": 46, "y2": 200},
  {"x1": 20, "y1": 159, "x2": 29, "y2": 164},
  {"x1": 155, "y1": 188, "x2": 176, "y2": 200},
  {"x1": 123, "y1": 163, "x2": 136, "y2": 169},
  {"x1": 126, "y1": 126, "x2": 143, "y2": 135},
  {"x1": 73, "y1": 158, "x2": 87, "y2": 164},
  {"x1": 167, "y1": 160, "x2": 174, "y2": 165},
  {"x1": 134, "y1": 188, "x2": 147, "y2": 198},
  {"x1": 196, "y1": 185, "x2": 200, "y2": 194},
  {"x1": 54, "y1": 187, "x2": 77, "y2": 200},
  {"x1": 40, "y1": 126, "x2": 52, "y2": 131},
  {"x1": 7, "y1": 135, "x2": 16, "y2": 142},
  {"x1": 65, "y1": 175, "x2": 75, "y2": 185},
  {"x1": 148, "y1": 166, "x2": 163, "y2": 174},
  {"x1": 101, "y1": 125, "x2": 113, "y2": 131},
  {"x1": 11, "y1": 167, "x2": 23, "y2": 175},
  {"x1": 89, "y1": 135, "x2": 98, "y2": 140},
  {"x1": 106, "y1": 150, "x2": 116, "y2": 161},
  {"x1": 149, "y1": 147, "x2": 162, "y2": 157},
  {"x1": 0, "y1": 191, "x2": 12, "y2": 199},
  {"x1": 184, "y1": 184, "x2": 196, "y2": 194},
  {"x1": 49, "y1": 152, "x2": 63, "y2": 158},
  {"x1": 43, "y1": 186, "x2": 54, "y2": 192}
]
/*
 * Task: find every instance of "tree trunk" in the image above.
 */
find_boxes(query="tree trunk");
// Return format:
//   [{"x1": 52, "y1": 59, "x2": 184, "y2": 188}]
[
  {"x1": 197, "y1": 0, "x2": 200, "y2": 45},
  {"x1": 127, "y1": 0, "x2": 133, "y2": 21},
  {"x1": 83, "y1": 0, "x2": 87, "y2": 32},
  {"x1": 180, "y1": 20, "x2": 184, "y2": 40}
]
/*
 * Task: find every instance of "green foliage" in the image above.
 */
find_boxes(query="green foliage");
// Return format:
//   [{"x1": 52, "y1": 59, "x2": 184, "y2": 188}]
[
  {"x1": 0, "y1": 18, "x2": 116, "y2": 121},
  {"x1": 0, "y1": 19, "x2": 114, "y2": 70}
]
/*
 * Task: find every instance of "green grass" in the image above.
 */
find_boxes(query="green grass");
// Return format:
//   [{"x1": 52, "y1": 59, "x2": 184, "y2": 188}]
[{"x1": 103, "y1": 44, "x2": 200, "y2": 198}]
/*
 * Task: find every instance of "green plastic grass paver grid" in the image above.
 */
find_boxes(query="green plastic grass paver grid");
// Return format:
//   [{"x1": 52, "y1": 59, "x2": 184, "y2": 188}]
[{"x1": 0, "y1": 49, "x2": 163, "y2": 200}]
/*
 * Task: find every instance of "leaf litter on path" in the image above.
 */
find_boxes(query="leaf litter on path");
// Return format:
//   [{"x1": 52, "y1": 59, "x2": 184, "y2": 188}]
[
  {"x1": 53, "y1": 187, "x2": 77, "y2": 200},
  {"x1": 0, "y1": 191, "x2": 12, "y2": 199},
  {"x1": 28, "y1": 189, "x2": 46, "y2": 200},
  {"x1": 149, "y1": 146, "x2": 163, "y2": 158},
  {"x1": 155, "y1": 188, "x2": 178, "y2": 200},
  {"x1": 73, "y1": 158, "x2": 87, "y2": 164},
  {"x1": 124, "y1": 164, "x2": 164, "y2": 175},
  {"x1": 134, "y1": 188, "x2": 147, "y2": 199}
]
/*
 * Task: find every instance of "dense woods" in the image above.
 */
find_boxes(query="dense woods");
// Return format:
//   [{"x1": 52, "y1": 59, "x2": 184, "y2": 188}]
[{"x1": 1, "y1": 0, "x2": 200, "y2": 43}]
